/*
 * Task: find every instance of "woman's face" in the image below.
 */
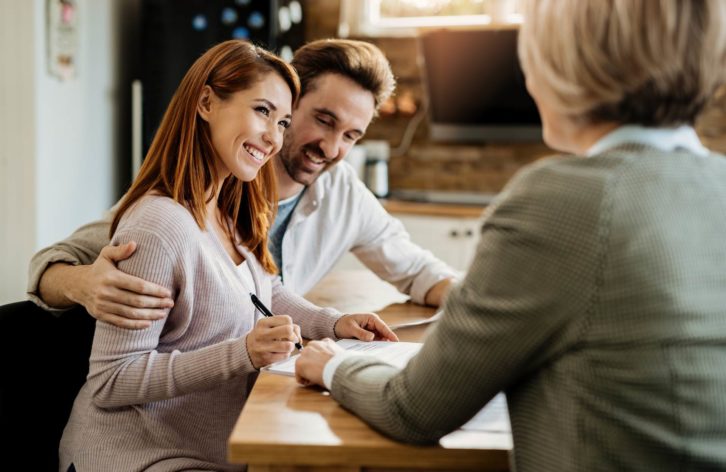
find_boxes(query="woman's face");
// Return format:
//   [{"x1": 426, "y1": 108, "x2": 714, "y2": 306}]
[{"x1": 200, "y1": 72, "x2": 292, "y2": 182}]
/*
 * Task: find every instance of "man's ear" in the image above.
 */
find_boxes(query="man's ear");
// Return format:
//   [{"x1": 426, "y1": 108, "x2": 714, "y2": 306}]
[{"x1": 197, "y1": 85, "x2": 214, "y2": 122}]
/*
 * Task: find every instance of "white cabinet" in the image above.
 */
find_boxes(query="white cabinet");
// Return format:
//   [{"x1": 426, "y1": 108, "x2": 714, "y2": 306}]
[
  {"x1": 395, "y1": 214, "x2": 482, "y2": 271},
  {"x1": 332, "y1": 212, "x2": 484, "y2": 273}
]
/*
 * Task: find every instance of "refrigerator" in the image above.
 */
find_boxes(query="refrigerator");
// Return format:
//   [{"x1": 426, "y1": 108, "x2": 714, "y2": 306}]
[{"x1": 131, "y1": 0, "x2": 306, "y2": 176}]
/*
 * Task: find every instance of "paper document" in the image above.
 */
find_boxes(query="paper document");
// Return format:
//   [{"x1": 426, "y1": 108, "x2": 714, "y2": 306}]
[
  {"x1": 460, "y1": 392, "x2": 510, "y2": 433},
  {"x1": 389, "y1": 310, "x2": 443, "y2": 330},
  {"x1": 263, "y1": 339, "x2": 511, "y2": 435},
  {"x1": 262, "y1": 339, "x2": 423, "y2": 377}
]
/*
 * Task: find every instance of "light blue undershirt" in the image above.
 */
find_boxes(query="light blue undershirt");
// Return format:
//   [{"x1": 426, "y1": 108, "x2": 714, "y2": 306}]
[
  {"x1": 586, "y1": 125, "x2": 708, "y2": 157},
  {"x1": 268, "y1": 190, "x2": 305, "y2": 279}
]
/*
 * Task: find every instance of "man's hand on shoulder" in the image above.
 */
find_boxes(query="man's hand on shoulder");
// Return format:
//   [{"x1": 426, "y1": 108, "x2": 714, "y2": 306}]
[{"x1": 65, "y1": 242, "x2": 173, "y2": 329}]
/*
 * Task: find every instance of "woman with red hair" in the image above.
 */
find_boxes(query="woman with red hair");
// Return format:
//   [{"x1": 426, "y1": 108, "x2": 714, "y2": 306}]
[{"x1": 59, "y1": 40, "x2": 395, "y2": 472}]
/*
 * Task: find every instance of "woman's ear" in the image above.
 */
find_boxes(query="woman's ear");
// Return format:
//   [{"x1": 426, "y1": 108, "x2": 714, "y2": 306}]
[{"x1": 197, "y1": 85, "x2": 214, "y2": 122}]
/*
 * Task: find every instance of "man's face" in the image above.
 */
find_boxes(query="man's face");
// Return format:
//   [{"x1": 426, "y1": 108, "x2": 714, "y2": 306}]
[{"x1": 279, "y1": 73, "x2": 376, "y2": 186}]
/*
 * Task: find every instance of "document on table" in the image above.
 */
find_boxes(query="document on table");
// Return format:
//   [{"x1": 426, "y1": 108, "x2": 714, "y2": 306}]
[
  {"x1": 262, "y1": 339, "x2": 423, "y2": 377},
  {"x1": 263, "y1": 338, "x2": 511, "y2": 434},
  {"x1": 388, "y1": 309, "x2": 443, "y2": 330},
  {"x1": 460, "y1": 392, "x2": 510, "y2": 433}
]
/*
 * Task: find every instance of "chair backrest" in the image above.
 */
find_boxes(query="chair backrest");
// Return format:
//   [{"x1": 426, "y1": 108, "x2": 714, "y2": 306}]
[{"x1": 0, "y1": 301, "x2": 95, "y2": 472}]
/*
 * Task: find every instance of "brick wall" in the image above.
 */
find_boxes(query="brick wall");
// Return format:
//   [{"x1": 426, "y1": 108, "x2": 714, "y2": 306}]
[{"x1": 304, "y1": 0, "x2": 726, "y2": 194}]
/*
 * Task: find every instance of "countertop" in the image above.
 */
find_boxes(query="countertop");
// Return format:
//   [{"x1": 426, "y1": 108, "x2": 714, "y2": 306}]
[{"x1": 382, "y1": 198, "x2": 488, "y2": 218}]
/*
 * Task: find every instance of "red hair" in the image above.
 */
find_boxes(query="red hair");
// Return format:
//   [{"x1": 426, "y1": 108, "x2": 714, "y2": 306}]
[{"x1": 111, "y1": 40, "x2": 300, "y2": 273}]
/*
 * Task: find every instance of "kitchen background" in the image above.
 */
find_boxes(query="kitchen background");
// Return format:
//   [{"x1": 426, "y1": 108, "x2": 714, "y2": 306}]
[{"x1": 2, "y1": 0, "x2": 725, "y2": 302}]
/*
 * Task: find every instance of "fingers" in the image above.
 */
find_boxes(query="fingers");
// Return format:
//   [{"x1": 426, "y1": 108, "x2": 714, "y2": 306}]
[
  {"x1": 352, "y1": 324, "x2": 375, "y2": 341},
  {"x1": 294, "y1": 339, "x2": 339, "y2": 387},
  {"x1": 369, "y1": 317, "x2": 399, "y2": 342},
  {"x1": 82, "y1": 243, "x2": 173, "y2": 325},
  {"x1": 113, "y1": 272, "x2": 173, "y2": 301},
  {"x1": 95, "y1": 312, "x2": 152, "y2": 330},
  {"x1": 294, "y1": 371, "x2": 311, "y2": 386},
  {"x1": 257, "y1": 314, "x2": 293, "y2": 328},
  {"x1": 292, "y1": 324, "x2": 302, "y2": 348},
  {"x1": 357, "y1": 314, "x2": 398, "y2": 341},
  {"x1": 102, "y1": 300, "x2": 168, "y2": 321},
  {"x1": 247, "y1": 318, "x2": 302, "y2": 369},
  {"x1": 260, "y1": 322, "x2": 301, "y2": 345},
  {"x1": 294, "y1": 352, "x2": 313, "y2": 386},
  {"x1": 87, "y1": 297, "x2": 167, "y2": 328},
  {"x1": 256, "y1": 316, "x2": 302, "y2": 344},
  {"x1": 101, "y1": 241, "x2": 137, "y2": 262},
  {"x1": 247, "y1": 338, "x2": 296, "y2": 369},
  {"x1": 108, "y1": 283, "x2": 173, "y2": 309},
  {"x1": 336, "y1": 314, "x2": 399, "y2": 342}
]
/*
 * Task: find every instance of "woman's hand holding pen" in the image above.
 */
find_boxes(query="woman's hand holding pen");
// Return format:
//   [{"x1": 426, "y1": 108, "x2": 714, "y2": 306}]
[
  {"x1": 246, "y1": 315, "x2": 302, "y2": 370},
  {"x1": 334, "y1": 313, "x2": 399, "y2": 342}
]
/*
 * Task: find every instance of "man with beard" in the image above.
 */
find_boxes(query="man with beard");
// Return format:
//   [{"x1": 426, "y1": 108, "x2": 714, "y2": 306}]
[{"x1": 27, "y1": 39, "x2": 458, "y2": 329}]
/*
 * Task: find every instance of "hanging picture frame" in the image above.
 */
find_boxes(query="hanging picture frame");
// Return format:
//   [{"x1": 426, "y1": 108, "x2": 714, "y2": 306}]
[{"x1": 47, "y1": 0, "x2": 78, "y2": 81}]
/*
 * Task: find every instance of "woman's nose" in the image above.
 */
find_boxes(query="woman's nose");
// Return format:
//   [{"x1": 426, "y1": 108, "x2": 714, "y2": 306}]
[{"x1": 263, "y1": 123, "x2": 283, "y2": 149}]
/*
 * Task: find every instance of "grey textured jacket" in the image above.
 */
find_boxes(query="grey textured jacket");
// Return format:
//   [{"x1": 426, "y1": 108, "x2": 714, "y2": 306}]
[{"x1": 331, "y1": 145, "x2": 726, "y2": 472}]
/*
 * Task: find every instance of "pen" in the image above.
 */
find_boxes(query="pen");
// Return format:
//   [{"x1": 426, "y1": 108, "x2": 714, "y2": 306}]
[{"x1": 250, "y1": 293, "x2": 303, "y2": 350}]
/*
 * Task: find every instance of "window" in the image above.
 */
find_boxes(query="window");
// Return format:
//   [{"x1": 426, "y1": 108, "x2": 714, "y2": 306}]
[{"x1": 339, "y1": 0, "x2": 522, "y2": 37}]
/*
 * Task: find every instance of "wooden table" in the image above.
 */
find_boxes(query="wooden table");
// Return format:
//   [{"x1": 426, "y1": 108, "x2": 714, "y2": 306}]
[{"x1": 228, "y1": 270, "x2": 512, "y2": 471}]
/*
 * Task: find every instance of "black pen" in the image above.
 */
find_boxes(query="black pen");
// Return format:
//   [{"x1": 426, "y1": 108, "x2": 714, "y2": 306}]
[{"x1": 250, "y1": 293, "x2": 303, "y2": 350}]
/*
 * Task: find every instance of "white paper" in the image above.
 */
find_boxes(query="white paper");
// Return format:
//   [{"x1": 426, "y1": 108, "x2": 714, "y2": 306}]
[
  {"x1": 460, "y1": 392, "x2": 510, "y2": 433},
  {"x1": 388, "y1": 310, "x2": 443, "y2": 330},
  {"x1": 262, "y1": 339, "x2": 423, "y2": 377},
  {"x1": 263, "y1": 339, "x2": 511, "y2": 435}
]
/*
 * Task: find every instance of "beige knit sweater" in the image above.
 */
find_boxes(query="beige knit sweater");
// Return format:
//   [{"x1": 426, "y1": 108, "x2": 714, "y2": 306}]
[{"x1": 59, "y1": 195, "x2": 341, "y2": 471}]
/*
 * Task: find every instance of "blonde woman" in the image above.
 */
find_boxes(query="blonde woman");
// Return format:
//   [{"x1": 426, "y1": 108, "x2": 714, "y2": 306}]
[{"x1": 296, "y1": 1, "x2": 726, "y2": 470}]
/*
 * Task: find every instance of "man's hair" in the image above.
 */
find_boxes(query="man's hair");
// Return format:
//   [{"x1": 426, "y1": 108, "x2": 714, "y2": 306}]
[
  {"x1": 291, "y1": 39, "x2": 396, "y2": 113},
  {"x1": 518, "y1": 0, "x2": 726, "y2": 126},
  {"x1": 111, "y1": 40, "x2": 300, "y2": 274}
]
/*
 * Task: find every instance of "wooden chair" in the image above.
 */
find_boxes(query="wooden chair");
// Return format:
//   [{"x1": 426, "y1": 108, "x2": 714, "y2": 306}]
[{"x1": 0, "y1": 301, "x2": 95, "y2": 472}]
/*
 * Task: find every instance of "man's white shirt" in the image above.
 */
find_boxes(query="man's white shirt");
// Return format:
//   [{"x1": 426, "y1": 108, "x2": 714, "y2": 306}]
[{"x1": 278, "y1": 160, "x2": 457, "y2": 304}]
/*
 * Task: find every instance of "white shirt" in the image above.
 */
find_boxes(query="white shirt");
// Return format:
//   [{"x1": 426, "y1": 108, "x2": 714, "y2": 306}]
[
  {"x1": 278, "y1": 160, "x2": 458, "y2": 304},
  {"x1": 586, "y1": 125, "x2": 708, "y2": 157}
]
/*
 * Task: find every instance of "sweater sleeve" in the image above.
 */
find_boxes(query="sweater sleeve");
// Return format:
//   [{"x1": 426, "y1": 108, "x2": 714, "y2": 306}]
[
  {"x1": 330, "y1": 158, "x2": 608, "y2": 444},
  {"x1": 87, "y1": 224, "x2": 256, "y2": 409},
  {"x1": 26, "y1": 210, "x2": 114, "y2": 312},
  {"x1": 270, "y1": 275, "x2": 341, "y2": 340}
]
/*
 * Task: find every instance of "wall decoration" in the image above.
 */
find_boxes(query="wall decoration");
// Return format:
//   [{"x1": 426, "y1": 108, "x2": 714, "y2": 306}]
[{"x1": 47, "y1": 0, "x2": 78, "y2": 81}]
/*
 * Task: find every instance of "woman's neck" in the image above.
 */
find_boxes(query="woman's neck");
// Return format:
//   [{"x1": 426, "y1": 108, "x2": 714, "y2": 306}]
[
  {"x1": 570, "y1": 121, "x2": 620, "y2": 155},
  {"x1": 205, "y1": 178, "x2": 227, "y2": 232},
  {"x1": 553, "y1": 118, "x2": 620, "y2": 155},
  {"x1": 206, "y1": 181, "x2": 245, "y2": 265}
]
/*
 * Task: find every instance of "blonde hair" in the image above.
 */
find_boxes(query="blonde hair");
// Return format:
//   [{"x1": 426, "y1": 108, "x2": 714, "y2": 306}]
[
  {"x1": 292, "y1": 39, "x2": 395, "y2": 114},
  {"x1": 518, "y1": 0, "x2": 726, "y2": 125}
]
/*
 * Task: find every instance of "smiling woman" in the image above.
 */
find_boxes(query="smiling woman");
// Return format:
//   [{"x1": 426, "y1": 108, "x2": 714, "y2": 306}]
[
  {"x1": 198, "y1": 77, "x2": 293, "y2": 186},
  {"x1": 54, "y1": 40, "x2": 359, "y2": 472},
  {"x1": 111, "y1": 40, "x2": 299, "y2": 272}
]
